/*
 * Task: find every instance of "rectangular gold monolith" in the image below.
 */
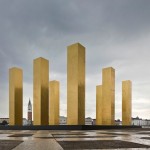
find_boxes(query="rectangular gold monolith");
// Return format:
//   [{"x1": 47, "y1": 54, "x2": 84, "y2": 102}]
[
  {"x1": 49, "y1": 80, "x2": 59, "y2": 125},
  {"x1": 67, "y1": 43, "x2": 85, "y2": 125},
  {"x1": 33, "y1": 57, "x2": 49, "y2": 125},
  {"x1": 96, "y1": 85, "x2": 102, "y2": 125},
  {"x1": 9, "y1": 67, "x2": 23, "y2": 125},
  {"x1": 102, "y1": 67, "x2": 115, "y2": 125},
  {"x1": 122, "y1": 80, "x2": 132, "y2": 125}
]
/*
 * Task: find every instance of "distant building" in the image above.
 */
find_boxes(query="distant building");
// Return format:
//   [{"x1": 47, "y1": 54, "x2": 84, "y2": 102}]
[
  {"x1": 132, "y1": 116, "x2": 150, "y2": 126},
  {"x1": 0, "y1": 118, "x2": 9, "y2": 125},
  {"x1": 0, "y1": 118, "x2": 28, "y2": 126},
  {"x1": 132, "y1": 116, "x2": 142, "y2": 126},
  {"x1": 27, "y1": 98, "x2": 32, "y2": 125},
  {"x1": 23, "y1": 118, "x2": 28, "y2": 126},
  {"x1": 113, "y1": 117, "x2": 150, "y2": 126},
  {"x1": 59, "y1": 116, "x2": 67, "y2": 125},
  {"x1": 115, "y1": 119, "x2": 122, "y2": 125},
  {"x1": 1, "y1": 115, "x2": 150, "y2": 126},
  {"x1": 92, "y1": 117, "x2": 150, "y2": 126},
  {"x1": 59, "y1": 116, "x2": 93, "y2": 125},
  {"x1": 85, "y1": 117, "x2": 93, "y2": 125},
  {"x1": 93, "y1": 119, "x2": 96, "y2": 125},
  {"x1": 92, "y1": 119, "x2": 122, "y2": 125}
]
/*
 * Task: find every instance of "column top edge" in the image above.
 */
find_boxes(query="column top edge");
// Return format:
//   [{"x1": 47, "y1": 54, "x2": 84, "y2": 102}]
[
  {"x1": 102, "y1": 67, "x2": 115, "y2": 70},
  {"x1": 122, "y1": 80, "x2": 132, "y2": 83},
  {"x1": 67, "y1": 42, "x2": 85, "y2": 49},
  {"x1": 9, "y1": 67, "x2": 23, "y2": 71},
  {"x1": 50, "y1": 80, "x2": 60, "y2": 83},
  {"x1": 34, "y1": 57, "x2": 49, "y2": 61}
]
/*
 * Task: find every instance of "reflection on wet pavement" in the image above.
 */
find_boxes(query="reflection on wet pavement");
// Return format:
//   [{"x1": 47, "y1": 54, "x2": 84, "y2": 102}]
[{"x1": 0, "y1": 128, "x2": 149, "y2": 149}]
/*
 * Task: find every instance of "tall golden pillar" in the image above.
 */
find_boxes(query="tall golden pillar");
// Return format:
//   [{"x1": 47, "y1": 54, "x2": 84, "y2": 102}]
[
  {"x1": 67, "y1": 43, "x2": 85, "y2": 125},
  {"x1": 122, "y1": 80, "x2": 132, "y2": 125},
  {"x1": 49, "y1": 80, "x2": 60, "y2": 125},
  {"x1": 96, "y1": 85, "x2": 102, "y2": 125},
  {"x1": 102, "y1": 67, "x2": 115, "y2": 125},
  {"x1": 33, "y1": 57, "x2": 49, "y2": 125},
  {"x1": 9, "y1": 67, "x2": 23, "y2": 125}
]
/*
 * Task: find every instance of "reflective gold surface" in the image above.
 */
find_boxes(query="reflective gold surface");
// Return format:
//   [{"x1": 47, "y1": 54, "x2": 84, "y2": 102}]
[
  {"x1": 96, "y1": 85, "x2": 102, "y2": 125},
  {"x1": 49, "y1": 80, "x2": 59, "y2": 125},
  {"x1": 102, "y1": 67, "x2": 115, "y2": 125},
  {"x1": 9, "y1": 67, "x2": 23, "y2": 125},
  {"x1": 67, "y1": 43, "x2": 85, "y2": 125},
  {"x1": 33, "y1": 57, "x2": 49, "y2": 125},
  {"x1": 122, "y1": 80, "x2": 132, "y2": 125}
]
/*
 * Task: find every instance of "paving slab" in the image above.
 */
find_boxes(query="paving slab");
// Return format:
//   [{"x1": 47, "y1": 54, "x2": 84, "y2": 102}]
[
  {"x1": 0, "y1": 128, "x2": 150, "y2": 149},
  {"x1": 0, "y1": 140, "x2": 23, "y2": 150},
  {"x1": 8, "y1": 134, "x2": 33, "y2": 137},
  {"x1": 13, "y1": 139, "x2": 63, "y2": 150},
  {"x1": 58, "y1": 140, "x2": 150, "y2": 149}
]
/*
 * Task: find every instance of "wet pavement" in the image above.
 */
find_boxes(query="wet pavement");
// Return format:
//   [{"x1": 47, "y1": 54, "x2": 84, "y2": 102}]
[{"x1": 0, "y1": 128, "x2": 150, "y2": 149}]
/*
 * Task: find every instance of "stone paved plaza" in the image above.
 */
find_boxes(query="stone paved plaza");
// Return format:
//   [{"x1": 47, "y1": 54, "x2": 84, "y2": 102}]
[{"x1": 0, "y1": 128, "x2": 150, "y2": 149}]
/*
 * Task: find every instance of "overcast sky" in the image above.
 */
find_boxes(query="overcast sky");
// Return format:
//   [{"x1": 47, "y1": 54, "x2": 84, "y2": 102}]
[{"x1": 0, "y1": 0, "x2": 150, "y2": 120}]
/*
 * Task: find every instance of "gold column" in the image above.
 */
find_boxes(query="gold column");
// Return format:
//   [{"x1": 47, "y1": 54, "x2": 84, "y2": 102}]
[
  {"x1": 33, "y1": 57, "x2": 49, "y2": 125},
  {"x1": 67, "y1": 43, "x2": 85, "y2": 125},
  {"x1": 122, "y1": 80, "x2": 132, "y2": 125},
  {"x1": 49, "y1": 80, "x2": 60, "y2": 125},
  {"x1": 9, "y1": 67, "x2": 23, "y2": 125},
  {"x1": 102, "y1": 67, "x2": 115, "y2": 125},
  {"x1": 96, "y1": 85, "x2": 102, "y2": 125}
]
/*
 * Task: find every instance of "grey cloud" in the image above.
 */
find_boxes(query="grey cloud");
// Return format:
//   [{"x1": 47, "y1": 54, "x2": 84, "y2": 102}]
[{"x1": 0, "y1": 0, "x2": 150, "y2": 119}]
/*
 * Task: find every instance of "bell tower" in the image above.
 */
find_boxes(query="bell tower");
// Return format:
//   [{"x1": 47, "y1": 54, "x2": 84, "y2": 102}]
[{"x1": 28, "y1": 98, "x2": 32, "y2": 123}]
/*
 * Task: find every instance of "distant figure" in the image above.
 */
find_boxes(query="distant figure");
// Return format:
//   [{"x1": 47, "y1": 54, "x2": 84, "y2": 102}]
[{"x1": 28, "y1": 98, "x2": 32, "y2": 125}]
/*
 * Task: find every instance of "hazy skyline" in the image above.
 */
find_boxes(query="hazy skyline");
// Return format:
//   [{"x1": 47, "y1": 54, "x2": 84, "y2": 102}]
[{"x1": 0, "y1": 0, "x2": 150, "y2": 120}]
